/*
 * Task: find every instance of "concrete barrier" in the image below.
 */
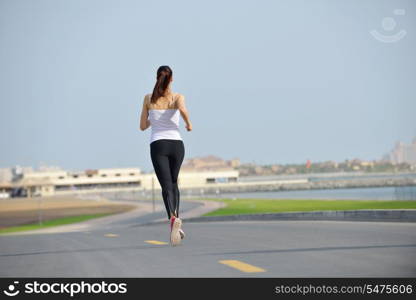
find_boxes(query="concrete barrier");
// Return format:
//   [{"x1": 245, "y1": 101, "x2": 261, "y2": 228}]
[{"x1": 183, "y1": 209, "x2": 416, "y2": 223}]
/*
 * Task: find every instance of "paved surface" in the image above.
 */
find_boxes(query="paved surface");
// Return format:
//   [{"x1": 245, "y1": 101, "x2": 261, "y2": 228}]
[
  {"x1": 1, "y1": 199, "x2": 415, "y2": 277},
  {"x1": 2, "y1": 200, "x2": 204, "y2": 235}
]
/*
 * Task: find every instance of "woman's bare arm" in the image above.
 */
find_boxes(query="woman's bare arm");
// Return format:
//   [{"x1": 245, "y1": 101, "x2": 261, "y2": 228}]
[
  {"x1": 177, "y1": 94, "x2": 192, "y2": 131},
  {"x1": 139, "y1": 95, "x2": 151, "y2": 131}
]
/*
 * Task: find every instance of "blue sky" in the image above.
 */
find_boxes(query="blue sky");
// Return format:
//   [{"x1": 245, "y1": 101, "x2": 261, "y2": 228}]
[{"x1": 1, "y1": 0, "x2": 415, "y2": 173}]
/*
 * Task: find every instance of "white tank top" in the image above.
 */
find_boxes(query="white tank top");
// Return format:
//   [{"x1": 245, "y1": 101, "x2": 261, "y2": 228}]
[{"x1": 148, "y1": 94, "x2": 183, "y2": 144}]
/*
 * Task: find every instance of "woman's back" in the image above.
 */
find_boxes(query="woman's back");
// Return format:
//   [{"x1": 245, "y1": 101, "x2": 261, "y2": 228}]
[{"x1": 146, "y1": 92, "x2": 183, "y2": 144}]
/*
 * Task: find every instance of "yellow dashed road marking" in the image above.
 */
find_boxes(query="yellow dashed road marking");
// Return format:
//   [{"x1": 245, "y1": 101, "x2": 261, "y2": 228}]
[
  {"x1": 219, "y1": 260, "x2": 266, "y2": 273},
  {"x1": 145, "y1": 240, "x2": 168, "y2": 245},
  {"x1": 105, "y1": 233, "x2": 118, "y2": 237}
]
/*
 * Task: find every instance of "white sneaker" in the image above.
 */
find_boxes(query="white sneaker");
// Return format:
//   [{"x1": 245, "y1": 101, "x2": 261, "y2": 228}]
[
  {"x1": 170, "y1": 216, "x2": 182, "y2": 246},
  {"x1": 179, "y1": 228, "x2": 185, "y2": 240}
]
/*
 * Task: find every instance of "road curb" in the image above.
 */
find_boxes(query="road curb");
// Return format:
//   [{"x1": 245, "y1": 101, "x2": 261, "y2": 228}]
[{"x1": 182, "y1": 209, "x2": 416, "y2": 223}]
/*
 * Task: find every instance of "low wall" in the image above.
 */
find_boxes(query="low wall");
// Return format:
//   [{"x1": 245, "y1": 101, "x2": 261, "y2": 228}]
[{"x1": 184, "y1": 209, "x2": 416, "y2": 223}]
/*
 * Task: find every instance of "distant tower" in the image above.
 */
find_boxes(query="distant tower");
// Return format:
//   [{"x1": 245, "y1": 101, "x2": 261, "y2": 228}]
[
  {"x1": 11, "y1": 165, "x2": 23, "y2": 182},
  {"x1": 389, "y1": 138, "x2": 416, "y2": 164},
  {"x1": 306, "y1": 159, "x2": 311, "y2": 169}
]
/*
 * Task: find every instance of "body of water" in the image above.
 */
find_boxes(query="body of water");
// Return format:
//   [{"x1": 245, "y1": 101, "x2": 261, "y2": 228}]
[{"x1": 238, "y1": 172, "x2": 416, "y2": 182}]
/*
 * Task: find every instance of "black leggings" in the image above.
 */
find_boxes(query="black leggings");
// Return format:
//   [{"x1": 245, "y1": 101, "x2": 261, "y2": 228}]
[{"x1": 150, "y1": 139, "x2": 185, "y2": 220}]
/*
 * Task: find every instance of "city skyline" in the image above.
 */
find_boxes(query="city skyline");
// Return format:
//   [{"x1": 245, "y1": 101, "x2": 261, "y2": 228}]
[{"x1": 1, "y1": 135, "x2": 415, "y2": 175}]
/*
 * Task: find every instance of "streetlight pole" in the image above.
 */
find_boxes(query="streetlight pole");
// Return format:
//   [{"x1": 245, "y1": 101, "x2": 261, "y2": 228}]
[
  {"x1": 37, "y1": 189, "x2": 43, "y2": 226},
  {"x1": 152, "y1": 171, "x2": 155, "y2": 213}
]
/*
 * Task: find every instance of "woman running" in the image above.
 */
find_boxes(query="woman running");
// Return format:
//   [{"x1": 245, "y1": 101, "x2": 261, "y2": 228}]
[{"x1": 139, "y1": 65, "x2": 192, "y2": 246}]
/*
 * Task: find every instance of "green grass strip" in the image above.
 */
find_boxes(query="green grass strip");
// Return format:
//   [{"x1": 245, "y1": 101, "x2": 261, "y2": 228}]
[
  {"x1": 0, "y1": 213, "x2": 113, "y2": 234},
  {"x1": 202, "y1": 198, "x2": 416, "y2": 217}
]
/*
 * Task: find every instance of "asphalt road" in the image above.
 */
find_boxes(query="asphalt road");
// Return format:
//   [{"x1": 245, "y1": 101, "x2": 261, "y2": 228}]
[{"x1": 0, "y1": 201, "x2": 415, "y2": 277}]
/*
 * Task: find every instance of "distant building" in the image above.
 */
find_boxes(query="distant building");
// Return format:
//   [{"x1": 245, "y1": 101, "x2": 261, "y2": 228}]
[
  {"x1": 360, "y1": 161, "x2": 374, "y2": 167},
  {"x1": 0, "y1": 168, "x2": 13, "y2": 182},
  {"x1": 1, "y1": 164, "x2": 239, "y2": 197},
  {"x1": 182, "y1": 155, "x2": 240, "y2": 171},
  {"x1": 388, "y1": 137, "x2": 416, "y2": 165}
]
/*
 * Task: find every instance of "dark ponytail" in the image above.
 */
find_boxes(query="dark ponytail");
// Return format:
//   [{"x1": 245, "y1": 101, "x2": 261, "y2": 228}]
[{"x1": 151, "y1": 65, "x2": 173, "y2": 103}]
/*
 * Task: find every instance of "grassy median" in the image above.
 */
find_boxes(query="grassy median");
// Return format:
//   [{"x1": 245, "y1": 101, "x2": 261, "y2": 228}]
[
  {"x1": 202, "y1": 198, "x2": 416, "y2": 217},
  {"x1": 0, "y1": 213, "x2": 113, "y2": 234}
]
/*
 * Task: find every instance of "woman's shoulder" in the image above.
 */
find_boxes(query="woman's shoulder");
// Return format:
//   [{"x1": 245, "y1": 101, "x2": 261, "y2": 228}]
[
  {"x1": 145, "y1": 92, "x2": 183, "y2": 109},
  {"x1": 174, "y1": 92, "x2": 185, "y2": 101},
  {"x1": 173, "y1": 93, "x2": 185, "y2": 108},
  {"x1": 147, "y1": 91, "x2": 183, "y2": 99}
]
